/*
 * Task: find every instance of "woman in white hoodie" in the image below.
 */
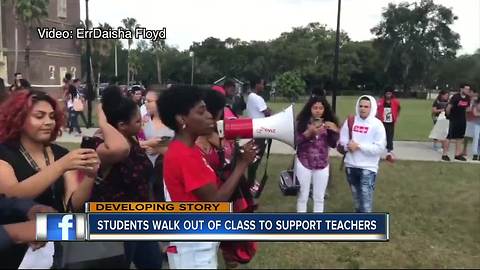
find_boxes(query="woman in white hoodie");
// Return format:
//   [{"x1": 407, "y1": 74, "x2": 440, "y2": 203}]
[{"x1": 338, "y1": 95, "x2": 387, "y2": 213}]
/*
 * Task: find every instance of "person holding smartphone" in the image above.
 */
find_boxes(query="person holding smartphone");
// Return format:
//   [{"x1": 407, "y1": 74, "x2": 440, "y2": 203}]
[
  {"x1": 0, "y1": 90, "x2": 99, "y2": 268},
  {"x1": 294, "y1": 95, "x2": 339, "y2": 213}
]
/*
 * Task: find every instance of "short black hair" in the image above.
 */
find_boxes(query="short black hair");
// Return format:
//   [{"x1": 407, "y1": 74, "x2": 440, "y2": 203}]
[
  {"x1": 157, "y1": 85, "x2": 206, "y2": 132},
  {"x1": 65, "y1": 73, "x2": 72, "y2": 81},
  {"x1": 384, "y1": 86, "x2": 395, "y2": 93},
  {"x1": 311, "y1": 86, "x2": 326, "y2": 97},
  {"x1": 68, "y1": 84, "x2": 77, "y2": 99},
  {"x1": 460, "y1": 83, "x2": 471, "y2": 89},
  {"x1": 250, "y1": 76, "x2": 264, "y2": 89},
  {"x1": 131, "y1": 86, "x2": 142, "y2": 92},
  {"x1": 18, "y1": 79, "x2": 31, "y2": 89},
  {"x1": 101, "y1": 85, "x2": 138, "y2": 127},
  {"x1": 14, "y1": 72, "x2": 22, "y2": 77},
  {"x1": 223, "y1": 80, "x2": 235, "y2": 88},
  {"x1": 360, "y1": 96, "x2": 371, "y2": 102},
  {"x1": 204, "y1": 89, "x2": 226, "y2": 119}
]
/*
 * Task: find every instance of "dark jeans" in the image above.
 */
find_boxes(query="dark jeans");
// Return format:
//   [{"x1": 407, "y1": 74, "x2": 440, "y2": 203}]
[
  {"x1": 383, "y1": 122, "x2": 394, "y2": 152},
  {"x1": 124, "y1": 241, "x2": 163, "y2": 269},
  {"x1": 345, "y1": 167, "x2": 377, "y2": 213},
  {"x1": 68, "y1": 108, "x2": 81, "y2": 134},
  {"x1": 247, "y1": 139, "x2": 267, "y2": 184}
]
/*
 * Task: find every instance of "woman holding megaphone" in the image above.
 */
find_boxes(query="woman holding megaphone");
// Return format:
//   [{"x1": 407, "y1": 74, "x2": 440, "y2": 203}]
[
  {"x1": 295, "y1": 95, "x2": 339, "y2": 213},
  {"x1": 158, "y1": 85, "x2": 257, "y2": 269},
  {"x1": 196, "y1": 88, "x2": 258, "y2": 268}
]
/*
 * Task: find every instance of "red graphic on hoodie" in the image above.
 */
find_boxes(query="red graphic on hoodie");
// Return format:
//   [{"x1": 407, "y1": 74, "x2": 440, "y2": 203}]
[{"x1": 353, "y1": 125, "x2": 369, "y2": 134}]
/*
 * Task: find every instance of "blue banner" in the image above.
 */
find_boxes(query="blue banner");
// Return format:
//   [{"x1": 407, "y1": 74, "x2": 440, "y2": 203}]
[{"x1": 87, "y1": 213, "x2": 389, "y2": 241}]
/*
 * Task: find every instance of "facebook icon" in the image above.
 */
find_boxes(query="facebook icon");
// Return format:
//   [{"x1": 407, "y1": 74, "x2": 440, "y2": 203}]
[{"x1": 36, "y1": 213, "x2": 85, "y2": 241}]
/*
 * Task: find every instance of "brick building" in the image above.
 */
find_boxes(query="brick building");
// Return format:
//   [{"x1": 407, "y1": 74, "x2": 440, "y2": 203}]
[{"x1": 0, "y1": 0, "x2": 81, "y2": 99}]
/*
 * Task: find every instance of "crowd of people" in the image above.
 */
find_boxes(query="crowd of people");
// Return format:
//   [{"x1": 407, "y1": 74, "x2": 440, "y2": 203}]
[
  {"x1": 429, "y1": 83, "x2": 480, "y2": 161},
  {"x1": 0, "y1": 72, "x2": 478, "y2": 269}
]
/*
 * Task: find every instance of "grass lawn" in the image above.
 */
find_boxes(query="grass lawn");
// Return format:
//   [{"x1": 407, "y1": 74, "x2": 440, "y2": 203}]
[
  {"x1": 58, "y1": 140, "x2": 479, "y2": 268},
  {"x1": 246, "y1": 156, "x2": 480, "y2": 269},
  {"x1": 268, "y1": 96, "x2": 434, "y2": 141}
]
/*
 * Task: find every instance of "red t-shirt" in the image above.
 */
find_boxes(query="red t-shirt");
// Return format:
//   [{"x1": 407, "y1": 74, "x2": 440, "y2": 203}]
[{"x1": 163, "y1": 140, "x2": 217, "y2": 202}]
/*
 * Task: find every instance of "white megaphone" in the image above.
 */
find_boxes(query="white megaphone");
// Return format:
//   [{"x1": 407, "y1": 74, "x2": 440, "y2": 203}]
[{"x1": 217, "y1": 104, "x2": 295, "y2": 148}]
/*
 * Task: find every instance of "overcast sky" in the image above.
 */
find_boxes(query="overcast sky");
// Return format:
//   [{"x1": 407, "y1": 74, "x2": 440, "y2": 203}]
[{"x1": 80, "y1": 0, "x2": 479, "y2": 55}]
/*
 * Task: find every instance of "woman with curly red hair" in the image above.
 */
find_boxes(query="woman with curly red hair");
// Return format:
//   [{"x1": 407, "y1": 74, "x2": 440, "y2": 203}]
[{"x1": 0, "y1": 90, "x2": 100, "y2": 268}]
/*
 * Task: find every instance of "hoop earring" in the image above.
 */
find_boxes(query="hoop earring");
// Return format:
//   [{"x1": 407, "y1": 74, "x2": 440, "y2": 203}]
[{"x1": 182, "y1": 124, "x2": 187, "y2": 129}]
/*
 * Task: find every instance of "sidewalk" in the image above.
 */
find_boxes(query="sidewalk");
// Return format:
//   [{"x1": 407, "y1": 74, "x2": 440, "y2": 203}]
[{"x1": 57, "y1": 128, "x2": 480, "y2": 164}]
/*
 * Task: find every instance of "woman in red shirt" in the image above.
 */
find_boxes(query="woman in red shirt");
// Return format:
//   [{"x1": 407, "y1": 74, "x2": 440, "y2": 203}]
[
  {"x1": 197, "y1": 89, "x2": 258, "y2": 268},
  {"x1": 158, "y1": 85, "x2": 256, "y2": 269}
]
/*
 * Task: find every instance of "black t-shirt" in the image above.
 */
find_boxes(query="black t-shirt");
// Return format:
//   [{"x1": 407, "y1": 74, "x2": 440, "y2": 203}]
[
  {"x1": 448, "y1": 93, "x2": 471, "y2": 121},
  {"x1": 432, "y1": 99, "x2": 449, "y2": 117},
  {"x1": 0, "y1": 141, "x2": 68, "y2": 269}
]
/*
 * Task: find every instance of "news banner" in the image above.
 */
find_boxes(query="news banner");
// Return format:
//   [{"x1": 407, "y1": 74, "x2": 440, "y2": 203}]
[{"x1": 35, "y1": 202, "x2": 389, "y2": 242}]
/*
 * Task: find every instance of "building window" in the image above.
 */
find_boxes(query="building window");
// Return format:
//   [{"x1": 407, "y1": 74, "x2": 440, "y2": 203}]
[
  {"x1": 57, "y1": 0, "x2": 67, "y2": 19},
  {"x1": 49, "y1": 66, "x2": 55, "y2": 80},
  {"x1": 59, "y1": 66, "x2": 67, "y2": 85},
  {"x1": 70, "y1": 66, "x2": 77, "y2": 79}
]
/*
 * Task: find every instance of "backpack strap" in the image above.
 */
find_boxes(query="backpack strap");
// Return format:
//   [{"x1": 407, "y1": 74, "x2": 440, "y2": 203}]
[
  {"x1": 340, "y1": 115, "x2": 355, "y2": 170},
  {"x1": 347, "y1": 114, "x2": 355, "y2": 140}
]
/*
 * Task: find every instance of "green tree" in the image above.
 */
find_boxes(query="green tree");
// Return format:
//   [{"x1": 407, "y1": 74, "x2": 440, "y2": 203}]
[
  {"x1": 432, "y1": 49, "x2": 480, "y2": 91},
  {"x1": 274, "y1": 71, "x2": 306, "y2": 101},
  {"x1": 151, "y1": 39, "x2": 166, "y2": 84},
  {"x1": 371, "y1": 0, "x2": 460, "y2": 92},
  {"x1": 342, "y1": 41, "x2": 384, "y2": 92},
  {"x1": 13, "y1": 0, "x2": 49, "y2": 79}
]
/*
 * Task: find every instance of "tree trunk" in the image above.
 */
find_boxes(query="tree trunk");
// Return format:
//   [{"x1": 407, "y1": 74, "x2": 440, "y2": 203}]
[
  {"x1": 13, "y1": 3, "x2": 18, "y2": 74},
  {"x1": 156, "y1": 54, "x2": 161, "y2": 84},
  {"x1": 127, "y1": 45, "x2": 130, "y2": 84},
  {"x1": 24, "y1": 26, "x2": 31, "y2": 79}
]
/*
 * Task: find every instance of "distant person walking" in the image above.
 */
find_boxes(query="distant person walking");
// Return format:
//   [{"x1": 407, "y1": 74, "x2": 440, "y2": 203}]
[
  {"x1": 429, "y1": 90, "x2": 450, "y2": 151},
  {"x1": 443, "y1": 83, "x2": 472, "y2": 161},
  {"x1": 376, "y1": 87, "x2": 400, "y2": 162},
  {"x1": 467, "y1": 90, "x2": 480, "y2": 161}
]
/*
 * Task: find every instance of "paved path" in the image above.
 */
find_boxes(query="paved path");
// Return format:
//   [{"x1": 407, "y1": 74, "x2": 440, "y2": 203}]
[{"x1": 57, "y1": 128, "x2": 480, "y2": 164}]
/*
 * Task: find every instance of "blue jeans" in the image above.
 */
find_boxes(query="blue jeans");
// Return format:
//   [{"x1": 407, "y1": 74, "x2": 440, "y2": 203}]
[
  {"x1": 124, "y1": 241, "x2": 163, "y2": 269},
  {"x1": 68, "y1": 108, "x2": 81, "y2": 133},
  {"x1": 345, "y1": 167, "x2": 377, "y2": 213}
]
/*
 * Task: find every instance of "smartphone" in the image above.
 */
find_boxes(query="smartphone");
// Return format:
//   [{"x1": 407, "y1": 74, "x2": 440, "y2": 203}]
[
  {"x1": 81, "y1": 136, "x2": 97, "y2": 149},
  {"x1": 313, "y1": 118, "x2": 324, "y2": 126},
  {"x1": 160, "y1": 136, "x2": 172, "y2": 141}
]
